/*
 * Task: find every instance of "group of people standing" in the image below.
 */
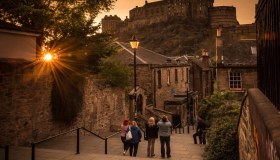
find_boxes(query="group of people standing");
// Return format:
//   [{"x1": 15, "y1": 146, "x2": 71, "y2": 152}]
[{"x1": 120, "y1": 115, "x2": 172, "y2": 158}]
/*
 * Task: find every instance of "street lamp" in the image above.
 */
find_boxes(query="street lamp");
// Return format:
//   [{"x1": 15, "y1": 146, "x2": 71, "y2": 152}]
[{"x1": 130, "y1": 35, "x2": 140, "y2": 120}]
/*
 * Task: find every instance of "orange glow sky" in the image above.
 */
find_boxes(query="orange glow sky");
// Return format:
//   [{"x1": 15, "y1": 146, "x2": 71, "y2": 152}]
[{"x1": 96, "y1": 0, "x2": 258, "y2": 25}]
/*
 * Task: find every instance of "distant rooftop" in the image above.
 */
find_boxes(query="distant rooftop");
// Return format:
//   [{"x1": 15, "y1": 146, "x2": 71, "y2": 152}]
[
  {"x1": 222, "y1": 39, "x2": 257, "y2": 66},
  {"x1": 114, "y1": 42, "x2": 188, "y2": 65}
]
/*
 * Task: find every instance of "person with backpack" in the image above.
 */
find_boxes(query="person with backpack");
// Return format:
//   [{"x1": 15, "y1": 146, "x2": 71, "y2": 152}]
[{"x1": 120, "y1": 119, "x2": 130, "y2": 155}]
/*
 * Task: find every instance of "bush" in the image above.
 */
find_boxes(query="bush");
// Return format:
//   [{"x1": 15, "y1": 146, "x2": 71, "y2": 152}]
[{"x1": 199, "y1": 91, "x2": 241, "y2": 160}]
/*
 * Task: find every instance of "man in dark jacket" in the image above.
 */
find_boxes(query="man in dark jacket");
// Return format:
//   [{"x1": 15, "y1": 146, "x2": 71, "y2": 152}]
[{"x1": 193, "y1": 117, "x2": 208, "y2": 144}]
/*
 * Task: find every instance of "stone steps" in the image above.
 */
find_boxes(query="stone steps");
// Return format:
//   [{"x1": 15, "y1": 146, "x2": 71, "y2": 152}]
[{"x1": 0, "y1": 127, "x2": 204, "y2": 160}]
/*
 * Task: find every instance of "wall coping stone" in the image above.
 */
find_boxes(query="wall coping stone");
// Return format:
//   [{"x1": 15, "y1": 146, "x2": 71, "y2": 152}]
[{"x1": 248, "y1": 88, "x2": 280, "y2": 157}]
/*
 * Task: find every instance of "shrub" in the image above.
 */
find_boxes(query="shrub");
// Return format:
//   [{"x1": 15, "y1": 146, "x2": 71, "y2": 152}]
[{"x1": 199, "y1": 91, "x2": 241, "y2": 160}]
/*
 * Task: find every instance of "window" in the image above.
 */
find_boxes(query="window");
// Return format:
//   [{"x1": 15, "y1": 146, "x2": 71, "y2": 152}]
[
  {"x1": 229, "y1": 72, "x2": 242, "y2": 90},
  {"x1": 181, "y1": 68, "x2": 184, "y2": 81},
  {"x1": 186, "y1": 68, "x2": 189, "y2": 83},
  {"x1": 157, "y1": 70, "x2": 162, "y2": 88},
  {"x1": 167, "y1": 70, "x2": 170, "y2": 85},
  {"x1": 175, "y1": 69, "x2": 178, "y2": 83}
]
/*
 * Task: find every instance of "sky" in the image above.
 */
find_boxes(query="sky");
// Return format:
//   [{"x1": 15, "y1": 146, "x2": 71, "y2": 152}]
[{"x1": 95, "y1": 0, "x2": 258, "y2": 25}]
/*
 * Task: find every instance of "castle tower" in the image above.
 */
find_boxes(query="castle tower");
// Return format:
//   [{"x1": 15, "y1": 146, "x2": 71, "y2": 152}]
[
  {"x1": 209, "y1": 6, "x2": 239, "y2": 28},
  {"x1": 101, "y1": 15, "x2": 122, "y2": 33}
]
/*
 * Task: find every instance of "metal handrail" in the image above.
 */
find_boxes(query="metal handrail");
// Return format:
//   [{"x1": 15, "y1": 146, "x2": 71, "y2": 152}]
[
  {"x1": 80, "y1": 127, "x2": 105, "y2": 140},
  {"x1": 31, "y1": 127, "x2": 121, "y2": 160},
  {"x1": 33, "y1": 128, "x2": 77, "y2": 145},
  {"x1": 0, "y1": 145, "x2": 9, "y2": 160}
]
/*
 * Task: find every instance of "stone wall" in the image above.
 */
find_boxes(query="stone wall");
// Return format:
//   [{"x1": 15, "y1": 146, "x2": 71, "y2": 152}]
[
  {"x1": 0, "y1": 63, "x2": 129, "y2": 146},
  {"x1": 0, "y1": 64, "x2": 53, "y2": 145},
  {"x1": 238, "y1": 88, "x2": 280, "y2": 159}
]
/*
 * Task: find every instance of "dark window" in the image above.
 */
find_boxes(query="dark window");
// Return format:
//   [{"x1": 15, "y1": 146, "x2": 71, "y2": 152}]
[
  {"x1": 229, "y1": 72, "x2": 242, "y2": 90},
  {"x1": 157, "y1": 70, "x2": 162, "y2": 88},
  {"x1": 175, "y1": 69, "x2": 178, "y2": 83},
  {"x1": 181, "y1": 68, "x2": 184, "y2": 81}
]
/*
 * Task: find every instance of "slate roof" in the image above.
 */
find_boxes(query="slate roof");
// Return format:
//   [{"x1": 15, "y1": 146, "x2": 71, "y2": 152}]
[
  {"x1": 0, "y1": 20, "x2": 40, "y2": 34},
  {"x1": 115, "y1": 42, "x2": 188, "y2": 65},
  {"x1": 222, "y1": 40, "x2": 257, "y2": 66}
]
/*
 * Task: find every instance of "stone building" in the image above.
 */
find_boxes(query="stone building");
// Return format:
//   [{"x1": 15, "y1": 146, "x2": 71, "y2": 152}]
[
  {"x1": 216, "y1": 39, "x2": 257, "y2": 92},
  {"x1": 0, "y1": 20, "x2": 39, "y2": 61},
  {"x1": 101, "y1": 15, "x2": 122, "y2": 33},
  {"x1": 189, "y1": 51, "x2": 213, "y2": 100},
  {"x1": 114, "y1": 42, "x2": 191, "y2": 123}
]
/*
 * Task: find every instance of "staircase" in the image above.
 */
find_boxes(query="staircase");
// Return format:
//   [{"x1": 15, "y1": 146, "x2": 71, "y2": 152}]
[{"x1": 0, "y1": 127, "x2": 204, "y2": 160}]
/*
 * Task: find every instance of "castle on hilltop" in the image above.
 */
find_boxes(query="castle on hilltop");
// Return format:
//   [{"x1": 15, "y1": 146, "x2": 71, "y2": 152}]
[{"x1": 102, "y1": 0, "x2": 243, "y2": 33}]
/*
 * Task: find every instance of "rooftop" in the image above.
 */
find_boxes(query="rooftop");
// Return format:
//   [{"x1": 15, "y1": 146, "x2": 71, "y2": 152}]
[
  {"x1": 115, "y1": 42, "x2": 188, "y2": 65},
  {"x1": 222, "y1": 39, "x2": 257, "y2": 66}
]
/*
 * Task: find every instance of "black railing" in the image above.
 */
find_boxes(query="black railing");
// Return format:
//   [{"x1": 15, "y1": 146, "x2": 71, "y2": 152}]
[
  {"x1": 0, "y1": 145, "x2": 9, "y2": 160},
  {"x1": 31, "y1": 127, "x2": 121, "y2": 160},
  {"x1": 173, "y1": 123, "x2": 183, "y2": 134}
]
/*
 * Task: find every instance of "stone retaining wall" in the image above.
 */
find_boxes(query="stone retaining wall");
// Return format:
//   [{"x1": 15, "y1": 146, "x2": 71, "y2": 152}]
[
  {"x1": 238, "y1": 88, "x2": 280, "y2": 160},
  {"x1": 0, "y1": 64, "x2": 129, "y2": 145}
]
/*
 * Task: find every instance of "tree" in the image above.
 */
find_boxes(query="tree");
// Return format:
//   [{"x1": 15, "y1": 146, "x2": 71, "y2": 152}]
[
  {"x1": 0, "y1": 0, "x2": 117, "y2": 62},
  {"x1": 99, "y1": 58, "x2": 132, "y2": 88},
  {"x1": 0, "y1": 0, "x2": 118, "y2": 124}
]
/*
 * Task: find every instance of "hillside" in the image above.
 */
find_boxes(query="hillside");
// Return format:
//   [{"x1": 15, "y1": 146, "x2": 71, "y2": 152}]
[{"x1": 117, "y1": 17, "x2": 216, "y2": 56}]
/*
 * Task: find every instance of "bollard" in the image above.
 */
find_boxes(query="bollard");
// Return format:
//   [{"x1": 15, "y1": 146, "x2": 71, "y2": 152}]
[
  {"x1": 5, "y1": 145, "x2": 9, "y2": 160},
  {"x1": 31, "y1": 143, "x2": 35, "y2": 160},
  {"x1": 105, "y1": 139, "x2": 108, "y2": 154},
  {"x1": 76, "y1": 128, "x2": 80, "y2": 154}
]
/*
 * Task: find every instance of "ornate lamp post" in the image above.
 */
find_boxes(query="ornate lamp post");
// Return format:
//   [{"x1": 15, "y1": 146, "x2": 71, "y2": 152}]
[{"x1": 130, "y1": 35, "x2": 140, "y2": 120}]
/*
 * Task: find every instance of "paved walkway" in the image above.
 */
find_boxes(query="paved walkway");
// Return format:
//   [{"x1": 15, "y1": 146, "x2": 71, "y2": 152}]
[{"x1": 0, "y1": 126, "x2": 204, "y2": 160}]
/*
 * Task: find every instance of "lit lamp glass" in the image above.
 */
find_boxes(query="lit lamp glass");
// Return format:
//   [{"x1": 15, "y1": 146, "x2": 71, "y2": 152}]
[{"x1": 130, "y1": 36, "x2": 140, "y2": 49}]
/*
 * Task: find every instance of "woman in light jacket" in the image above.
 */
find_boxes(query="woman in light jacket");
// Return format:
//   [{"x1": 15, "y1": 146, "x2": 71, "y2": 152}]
[{"x1": 120, "y1": 119, "x2": 130, "y2": 155}]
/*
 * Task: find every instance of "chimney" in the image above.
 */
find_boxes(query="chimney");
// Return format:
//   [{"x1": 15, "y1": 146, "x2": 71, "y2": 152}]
[
  {"x1": 166, "y1": 58, "x2": 172, "y2": 63},
  {"x1": 145, "y1": 0, "x2": 148, "y2": 5},
  {"x1": 202, "y1": 51, "x2": 210, "y2": 68}
]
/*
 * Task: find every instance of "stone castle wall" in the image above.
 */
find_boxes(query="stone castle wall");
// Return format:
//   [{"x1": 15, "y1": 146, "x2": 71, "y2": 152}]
[{"x1": 0, "y1": 64, "x2": 129, "y2": 146}]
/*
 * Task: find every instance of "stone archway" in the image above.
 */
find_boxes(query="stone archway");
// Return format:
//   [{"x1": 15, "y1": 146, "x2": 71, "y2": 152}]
[{"x1": 128, "y1": 86, "x2": 147, "y2": 119}]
